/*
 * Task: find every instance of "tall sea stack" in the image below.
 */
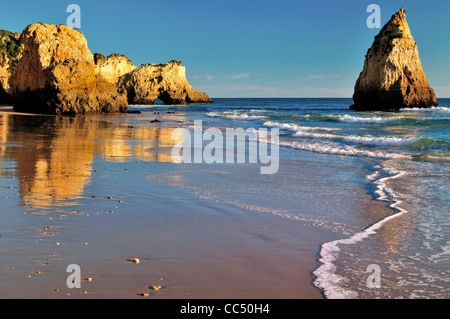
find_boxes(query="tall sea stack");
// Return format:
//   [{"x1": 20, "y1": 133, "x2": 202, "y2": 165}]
[{"x1": 351, "y1": 8, "x2": 438, "y2": 111}]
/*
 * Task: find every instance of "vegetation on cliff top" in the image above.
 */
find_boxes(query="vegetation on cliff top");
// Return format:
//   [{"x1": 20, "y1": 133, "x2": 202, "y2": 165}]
[
  {"x1": 141, "y1": 60, "x2": 182, "y2": 68},
  {"x1": 93, "y1": 52, "x2": 106, "y2": 65},
  {"x1": 0, "y1": 29, "x2": 23, "y2": 71},
  {"x1": 94, "y1": 52, "x2": 134, "y2": 66}
]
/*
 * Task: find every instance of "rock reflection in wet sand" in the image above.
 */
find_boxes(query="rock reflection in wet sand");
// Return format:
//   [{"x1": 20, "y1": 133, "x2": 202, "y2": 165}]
[{"x1": 0, "y1": 114, "x2": 182, "y2": 209}]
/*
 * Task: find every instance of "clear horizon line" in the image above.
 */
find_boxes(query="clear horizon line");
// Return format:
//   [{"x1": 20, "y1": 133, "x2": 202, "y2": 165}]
[
  {"x1": 208, "y1": 97, "x2": 450, "y2": 99},
  {"x1": 210, "y1": 97, "x2": 353, "y2": 99}
]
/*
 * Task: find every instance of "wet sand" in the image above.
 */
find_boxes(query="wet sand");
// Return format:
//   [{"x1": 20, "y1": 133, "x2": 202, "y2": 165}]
[{"x1": 0, "y1": 110, "x2": 392, "y2": 299}]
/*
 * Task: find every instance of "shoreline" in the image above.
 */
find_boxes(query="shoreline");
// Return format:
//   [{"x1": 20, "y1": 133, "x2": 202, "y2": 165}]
[
  {"x1": 0, "y1": 105, "x2": 131, "y2": 117},
  {"x1": 0, "y1": 110, "x2": 331, "y2": 298},
  {"x1": 313, "y1": 167, "x2": 409, "y2": 299},
  {"x1": 0, "y1": 105, "x2": 43, "y2": 116},
  {"x1": 0, "y1": 107, "x2": 398, "y2": 299}
]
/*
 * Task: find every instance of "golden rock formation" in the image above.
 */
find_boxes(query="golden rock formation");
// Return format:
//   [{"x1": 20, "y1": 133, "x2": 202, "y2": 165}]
[
  {"x1": 118, "y1": 60, "x2": 213, "y2": 105},
  {"x1": 13, "y1": 23, "x2": 128, "y2": 114},
  {"x1": 2, "y1": 23, "x2": 212, "y2": 111},
  {"x1": 351, "y1": 9, "x2": 438, "y2": 111},
  {"x1": 94, "y1": 53, "x2": 137, "y2": 84}
]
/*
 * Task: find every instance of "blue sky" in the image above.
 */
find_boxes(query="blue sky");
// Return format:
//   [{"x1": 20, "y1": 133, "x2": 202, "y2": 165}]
[{"x1": 1, "y1": 0, "x2": 449, "y2": 97}]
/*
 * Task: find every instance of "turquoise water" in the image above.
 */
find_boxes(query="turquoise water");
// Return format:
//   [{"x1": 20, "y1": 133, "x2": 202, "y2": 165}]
[{"x1": 131, "y1": 98, "x2": 450, "y2": 298}]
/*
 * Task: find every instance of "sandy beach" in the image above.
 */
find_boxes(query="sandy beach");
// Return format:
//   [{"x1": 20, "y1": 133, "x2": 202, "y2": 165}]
[{"x1": 0, "y1": 108, "x2": 397, "y2": 299}]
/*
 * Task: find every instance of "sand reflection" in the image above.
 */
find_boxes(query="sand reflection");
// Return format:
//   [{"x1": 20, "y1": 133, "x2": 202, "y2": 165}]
[
  {"x1": 99, "y1": 123, "x2": 181, "y2": 163},
  {"x1": 1, "y1": 114, "x2": 182, "y2": 209}
]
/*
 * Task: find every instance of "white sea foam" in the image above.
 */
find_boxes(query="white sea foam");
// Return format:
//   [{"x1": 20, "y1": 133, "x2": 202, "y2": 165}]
[
  {"x1": 366, "y1": 171, "x2": 380, "y2": 181},
  {"x1": 263, "y1": 121, "x2": 418, "y2": 146},
  {"x1": 428, "y1": 243, "x2": 450, "y2": 262},
  {"x1": 206, "y1": 111, "x2": 266, "y2": 120},
  {"x1": 263, "y1": 138, "x2": 411, "y2": 160},
  {"x1": 248, "y1": 109, "x2": 268, "y2": 113},
  {"x1": 337, "y1": 114, "x2": 401, "y2": 123},
  {"x1": 263, "y1": 121, "x2": 339, "y2": 133},
  {"x1": 313, "y1": 168, "x2": 409, "y2": 299},
  {"x1": 226, "y1": 114, "x2": 266, "y2": 120},
  {"x1": 400, "y1": 106, "x2": 450, "y2": 113},
  {"x1": 342, "y1": 135, "x2": 417, "y2": 146}
]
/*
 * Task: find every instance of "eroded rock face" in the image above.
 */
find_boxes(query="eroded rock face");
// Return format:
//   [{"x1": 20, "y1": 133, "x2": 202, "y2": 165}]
[
  {"x1": 13, "y1": 23, "x2": 127, "y2": 114},
  {"x1": 4, "y1": 22, "x2": 211, "y2": 112},
  {"x1": 117, "y1": 60, "x2": 213, "y2": 105},
  {"x1": 0, "y1": 30, "x2": 22, "y2": 104},
  {"x1": 351, "y1": 9, "x2": 437, "y2": 111},
  {"x1": 94, "y1": 53, "x2": 136, "y2": 84}
]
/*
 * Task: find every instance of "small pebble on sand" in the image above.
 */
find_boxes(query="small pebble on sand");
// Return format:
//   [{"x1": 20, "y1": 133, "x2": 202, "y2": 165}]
[{"x1": 151, "y1": 285, "x2": 162, "y2": 291}]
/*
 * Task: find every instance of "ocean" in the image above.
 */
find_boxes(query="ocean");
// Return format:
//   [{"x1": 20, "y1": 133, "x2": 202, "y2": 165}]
[{"x1": 130, "y1": 97, "x2": 450, "y2": 299}]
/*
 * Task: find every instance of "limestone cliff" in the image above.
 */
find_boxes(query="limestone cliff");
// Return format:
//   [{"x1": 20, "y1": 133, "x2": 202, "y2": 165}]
[
  {"x1": 13, "y1": 23, "x2": 127, "y2": 114},
  {"x1": 351, "y1": 9, "x2": 437, "y2": 111},
  {"x1": 94, "y1": 53, "x2": 136, "y2": 84},
  {"x1": 0, "y1": 30, "x2": 22, "y2": 104},
  {"x1": 3, "y1": 22, "x2": 212, "y2": 113},
  {"x1": 117, "y1": 60, "x2": 213, "y2": 105}
]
